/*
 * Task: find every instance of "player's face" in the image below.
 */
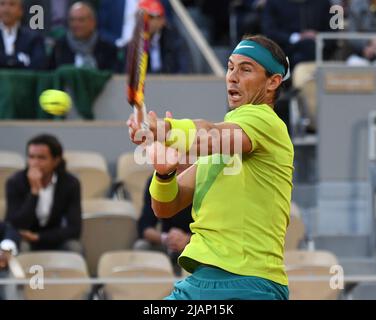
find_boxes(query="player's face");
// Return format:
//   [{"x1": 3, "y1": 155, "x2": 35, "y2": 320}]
[
  {"x1": 0, "y1": 0, "x2": 23, "y2": 27},
  {"x1": 226, "y1": 54, "x2": 269, "y2": 109},
  {"x1": 27, "y1": 144, "x2": 60, "y2": 178}
]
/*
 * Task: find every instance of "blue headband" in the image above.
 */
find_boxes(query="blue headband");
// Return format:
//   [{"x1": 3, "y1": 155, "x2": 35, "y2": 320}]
[{"x1": 232, "y1": 40, "x2": 286, "y2": 76}]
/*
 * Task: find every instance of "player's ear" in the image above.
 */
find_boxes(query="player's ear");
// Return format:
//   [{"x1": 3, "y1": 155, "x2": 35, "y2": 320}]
[{"x1": 266, "y1": 74, "x2": 282, "y2": 92}]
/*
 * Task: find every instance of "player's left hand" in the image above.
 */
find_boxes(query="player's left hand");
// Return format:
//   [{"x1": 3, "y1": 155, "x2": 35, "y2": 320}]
[{"x1": 127, "y1": 111, "x2": 172, "y2": 145}]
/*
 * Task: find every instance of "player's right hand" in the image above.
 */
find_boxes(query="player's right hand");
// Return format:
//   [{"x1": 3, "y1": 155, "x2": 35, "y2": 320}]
[{"x1": 145, "y1": 111, "x2": 173, "y2": 143}]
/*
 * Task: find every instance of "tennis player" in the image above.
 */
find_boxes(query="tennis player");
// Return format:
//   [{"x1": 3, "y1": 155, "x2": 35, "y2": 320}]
[{"x1": 128, "y1": 35, "x2": 294, "y2": 300}]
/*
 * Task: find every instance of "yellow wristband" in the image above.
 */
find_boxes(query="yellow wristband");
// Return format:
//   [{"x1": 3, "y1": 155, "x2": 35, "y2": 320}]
[
  {"x1": 164, "y1": 118, "x2": 197, "y2": 152},
  {"x1": 149, "y1": 171, "x2": 178, "y2": 202}
]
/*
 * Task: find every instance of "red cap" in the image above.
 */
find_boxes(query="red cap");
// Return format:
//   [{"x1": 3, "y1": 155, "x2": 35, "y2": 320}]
[{"x1": 138, "y1": 0, "x2": 165, "y2": 17}]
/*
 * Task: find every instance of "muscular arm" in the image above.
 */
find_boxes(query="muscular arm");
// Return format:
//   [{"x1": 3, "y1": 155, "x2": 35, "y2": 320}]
[
  {"x1": 130, "y1": 112, "x2": 253, "y2": 155},
  {"x1": 150, "y1": 120, "x2": 252, "y2": 218},
  {"x1": 151, "y1": 164, "x2": 197, "y2": 219},
  {"x1": 190, "y1": 120, "x2": 252, "y2": 155},
  {"x1": 129, "y1": 113, "x2": 253, "y2": 219}
]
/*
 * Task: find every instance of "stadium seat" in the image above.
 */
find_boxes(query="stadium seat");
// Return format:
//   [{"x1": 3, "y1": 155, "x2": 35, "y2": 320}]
[
  {"x1": 81, "y1": 211, "x2": 137, "y2": 276},
  {"x1": 285, "y1": 250, "x2": 341, "y2": 300},
  {"x1": 98, "y1": 250, "x2": 174, "y2": 300},
  {"x1": 0, "y1": 151, "x2": 25, "y2": 199},
  {"x1": 291, "y1": 62, "x2": 317, "y2": 134},
  {"x1": 14, "y1": 251, "x2": 90, "y2": 300},
  {"x1": 64, "y1": 151, "x2": 111, "y2": 199},
  {"x1": 285, "y1": 202, "x2": 305, "y2": 250},
  {"x1": 115, "y1": 152, "x2": 154, "y2": 217},
  {"x1": 82, "y1": 198, "x2": 137, "y2": 218}
]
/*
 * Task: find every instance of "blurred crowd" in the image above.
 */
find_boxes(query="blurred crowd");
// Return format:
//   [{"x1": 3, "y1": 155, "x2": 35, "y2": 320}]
[
  {"x1": 0, "y1": 0, "x2": 191, "y2": 73},
  {"x1": 183, "y1": 0, "x2": 375, "y2": 68},
  {"x1": 0, "y1": 0, "x2": 375, "y2": 74}
]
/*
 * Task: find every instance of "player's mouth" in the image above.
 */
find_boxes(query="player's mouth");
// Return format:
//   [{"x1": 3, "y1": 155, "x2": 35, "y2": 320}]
[{"x1": 228, "y1": 89, "x2": 242, "y2": 102}]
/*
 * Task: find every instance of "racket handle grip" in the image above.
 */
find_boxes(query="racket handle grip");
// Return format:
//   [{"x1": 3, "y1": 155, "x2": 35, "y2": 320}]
[{"x1": 134, "y1": 103, "x2": 149, "y2": 130}]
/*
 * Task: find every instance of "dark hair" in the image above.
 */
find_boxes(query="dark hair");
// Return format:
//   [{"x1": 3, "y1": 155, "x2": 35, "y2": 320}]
[
  {"x1": 26, "y1": 134, "x2": 66, "y2": 174},
  {"x1": 70, "y1": 1, "x2": 97, "y2": 20},
  {"x1": 242, "y1": 34, "x2": 288, "y2": 102}
]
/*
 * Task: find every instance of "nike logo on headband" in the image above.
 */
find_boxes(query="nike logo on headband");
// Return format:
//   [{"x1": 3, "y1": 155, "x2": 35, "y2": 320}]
[{"x1": 235, "y1": 45, "x2": 255, "y2": 50}]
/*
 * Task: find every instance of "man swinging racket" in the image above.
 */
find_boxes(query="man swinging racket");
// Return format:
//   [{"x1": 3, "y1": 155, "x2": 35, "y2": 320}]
[{"x1": 127, "y1": 34, "x2": 294, "y2": 300}]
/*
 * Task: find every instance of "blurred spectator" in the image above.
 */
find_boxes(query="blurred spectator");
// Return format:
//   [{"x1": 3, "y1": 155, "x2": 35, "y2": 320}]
[
  {"x1": 347, "y1": 0, "x2": 376, "y2": 65},
  {"x1": 262, "y1": 0, "x2": 335, "y2": 70},
  {"x1": 5, "y1": 134, "x2": 82, "y2": 253},
  {"x1": 22, "y1": 0, "x2": 101, "y2": 39},
  {"x1": 0, "y1": 0, "x2": 46, "y2": 69},
  {"x1": 134, "y1": 165, "x2": 193, "y2": 275},
  {"x1": 49, "y1": 1, "x2": 119, "y2": 71},
  {"x1": 0, "y1": 222, "x2": 20, "y2": 300},
  {"x1": 98, "y1": 0, "x2": 138, "y2": 48},
  {"x1": 139, "y1": 0, "x2": 192, "y2": 74}
]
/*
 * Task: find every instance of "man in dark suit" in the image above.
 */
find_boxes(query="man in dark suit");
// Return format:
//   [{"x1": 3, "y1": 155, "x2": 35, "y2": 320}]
[
  {"x1": 5, "y1": 134, "x2": 82, "y2": 252},
  {"x1": 49, "y1": 1, "x2": 119, "y2": 71},
  {"x1": 0, "y1": 0, "x2": 46, "y2": 69},
  {"x1": 139, "y1": 0, "x2": 192, "y2": 74}
]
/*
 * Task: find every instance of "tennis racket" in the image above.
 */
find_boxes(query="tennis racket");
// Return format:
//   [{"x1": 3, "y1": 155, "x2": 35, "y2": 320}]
[{"x1": 127, "y1": 9, "x2": 150, "y2": 130}]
